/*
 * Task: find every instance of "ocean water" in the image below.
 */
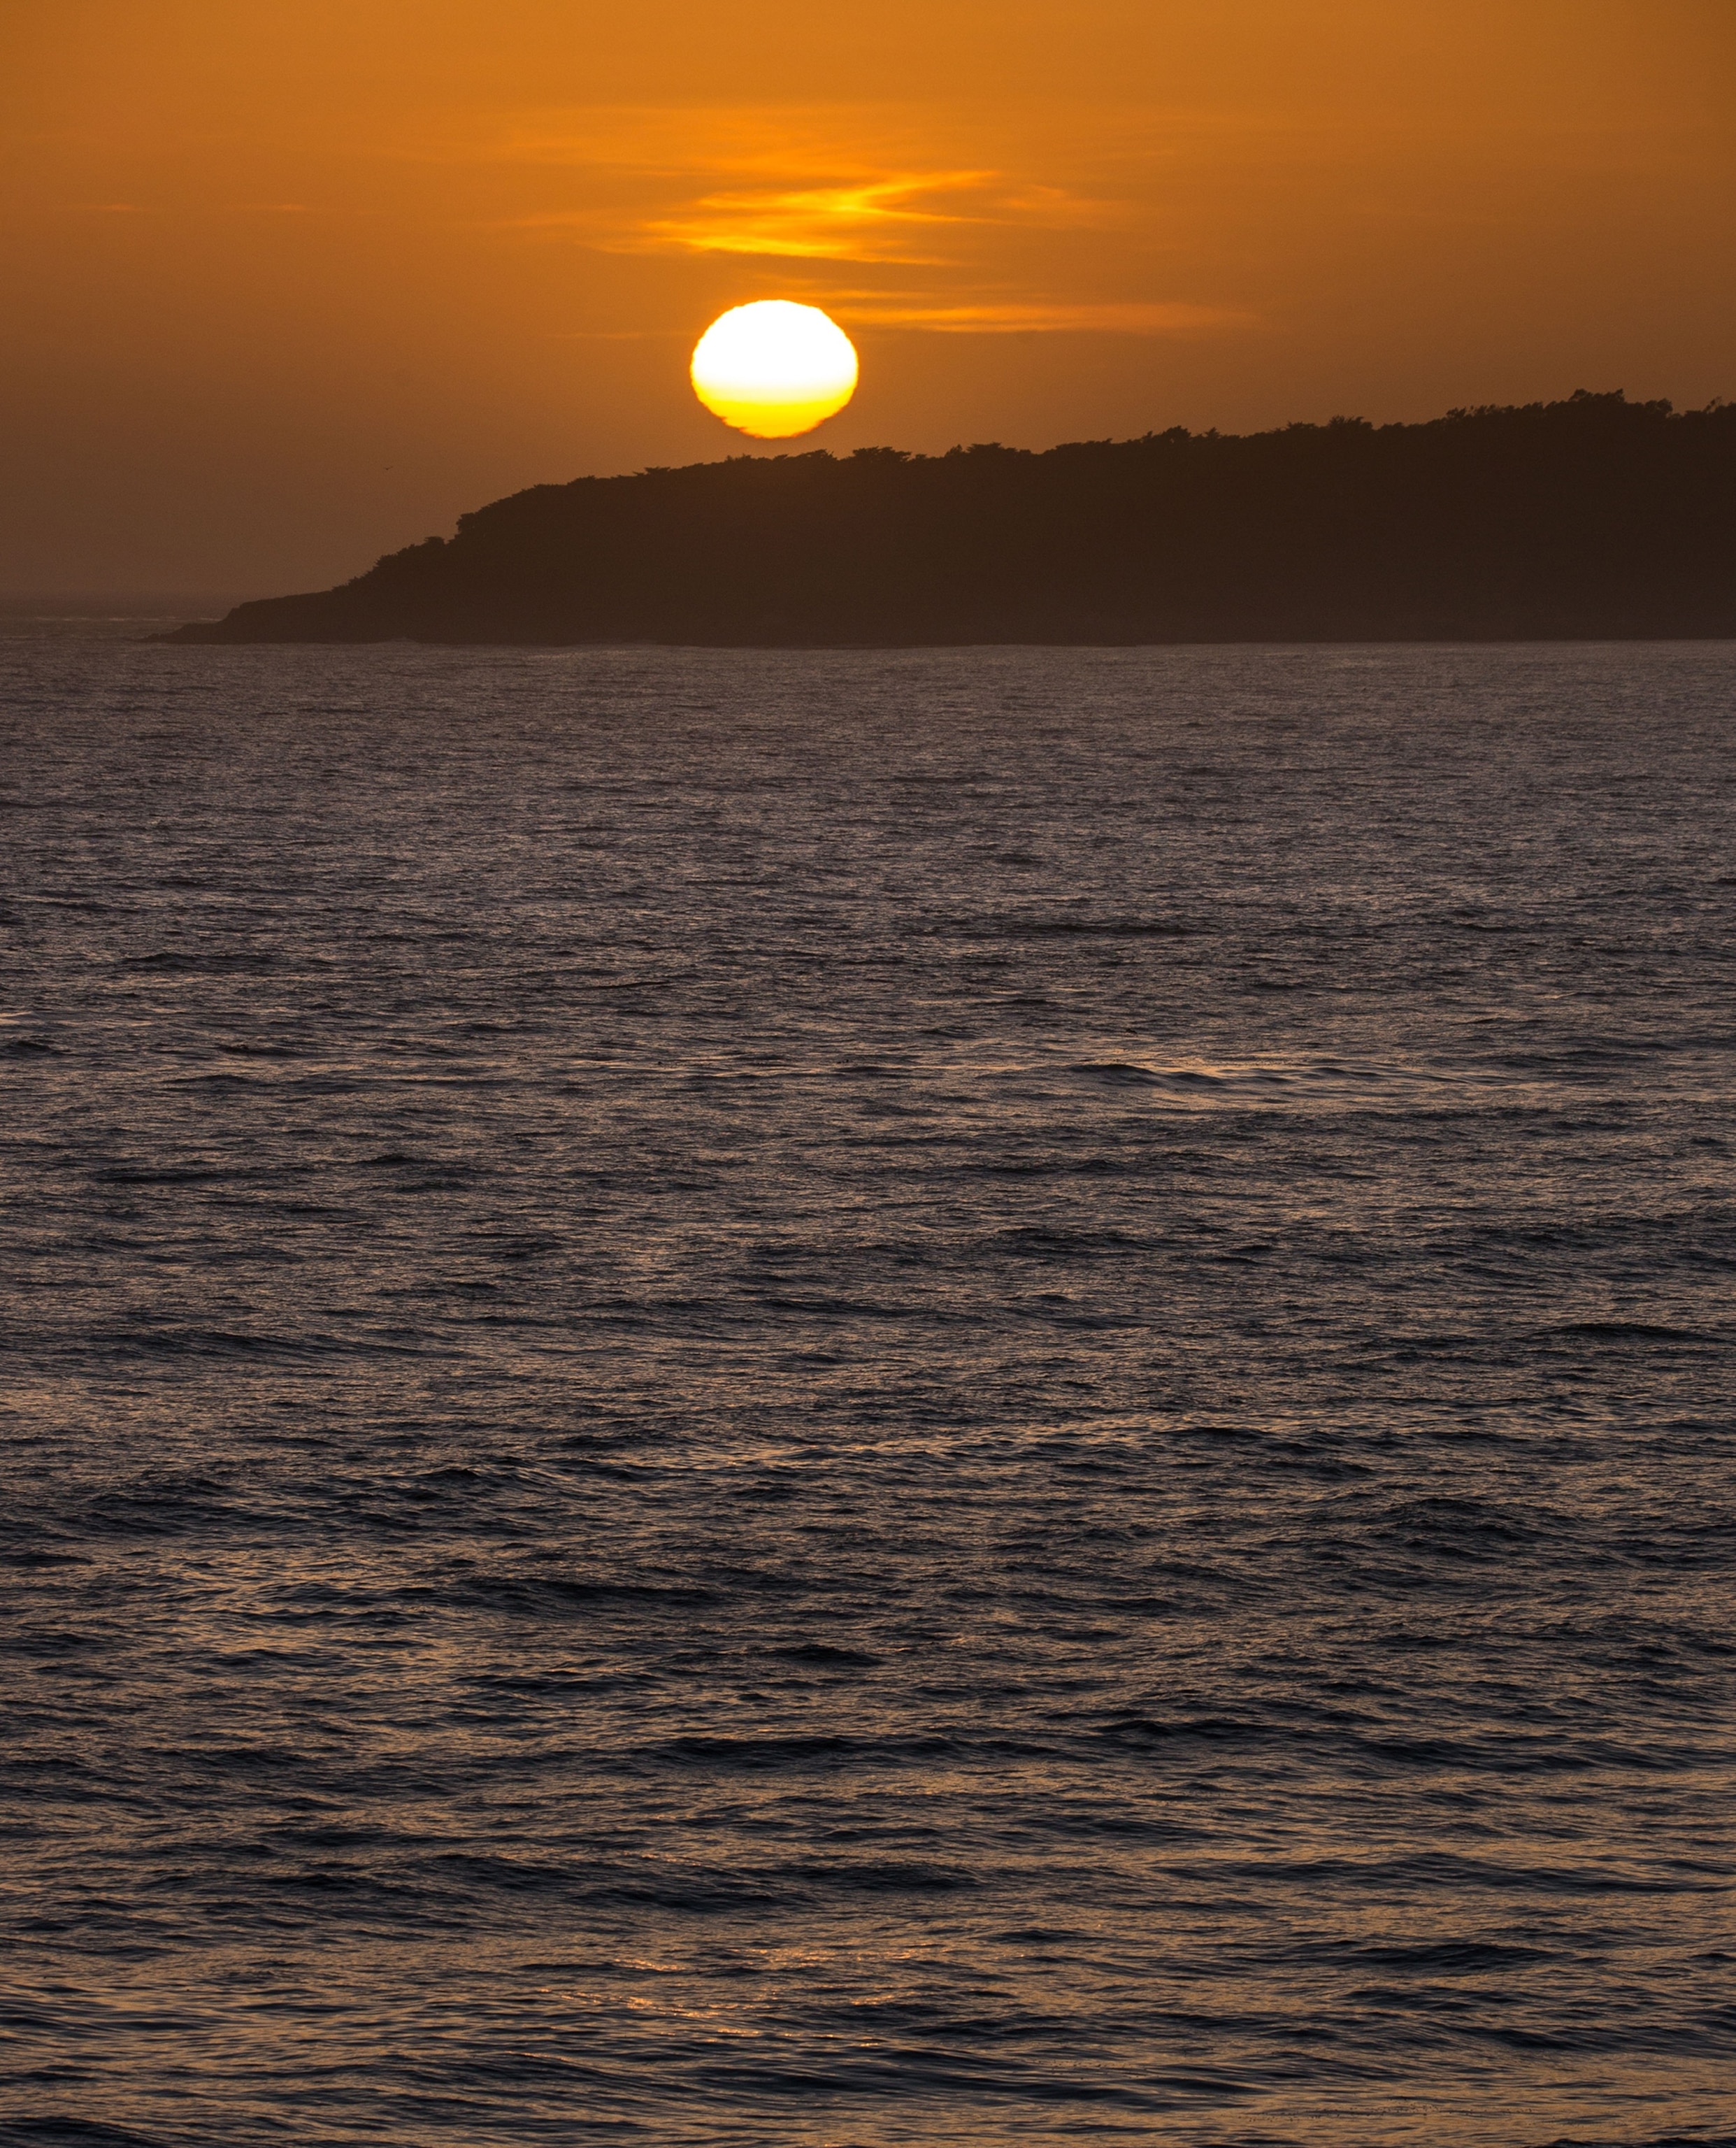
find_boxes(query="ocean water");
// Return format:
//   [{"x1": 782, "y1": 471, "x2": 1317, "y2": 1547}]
[{"x1": 1, "y1": 628, "x2": 1733, "y2": 2148}]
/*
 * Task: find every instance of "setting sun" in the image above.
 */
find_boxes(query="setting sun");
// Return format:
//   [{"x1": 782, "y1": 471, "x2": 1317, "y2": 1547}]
[{"x1": 690, "y1": 301, "x2": 859, "y2": 440}]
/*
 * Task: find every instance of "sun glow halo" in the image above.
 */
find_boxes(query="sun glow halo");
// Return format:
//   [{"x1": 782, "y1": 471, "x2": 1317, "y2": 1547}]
[{"x1": 690, "y1": 301, "x2": 859, "y2": 439}]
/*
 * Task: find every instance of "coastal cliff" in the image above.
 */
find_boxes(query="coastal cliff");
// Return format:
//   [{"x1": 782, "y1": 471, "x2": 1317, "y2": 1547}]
[{"x1": 166, "y1": 391, "x2": 1736, "y2": 645}]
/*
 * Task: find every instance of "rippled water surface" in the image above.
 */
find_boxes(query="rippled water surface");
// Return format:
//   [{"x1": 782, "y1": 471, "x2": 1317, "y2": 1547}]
[{"x1": 2, "y1": 631, "x2": 1733, "y2": 2147}]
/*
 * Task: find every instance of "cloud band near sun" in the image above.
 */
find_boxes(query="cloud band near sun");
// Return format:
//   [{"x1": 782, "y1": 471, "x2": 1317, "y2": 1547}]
[
  {"x1": 501, "y1": 164, "x2": 1105, "y2": 264},
  {"x1": 481, "y1": 116, "x2": 1240, "y2": 338}
]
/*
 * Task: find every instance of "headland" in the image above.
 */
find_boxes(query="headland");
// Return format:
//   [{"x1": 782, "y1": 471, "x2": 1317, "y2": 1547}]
[{"x1": 165, "y1": 391, "x2": 1736, "y2": 646}]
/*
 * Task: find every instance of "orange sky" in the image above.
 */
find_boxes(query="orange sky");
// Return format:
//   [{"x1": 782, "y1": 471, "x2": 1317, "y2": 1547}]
[{"x1": 3, "y1": 0, "x2": 1732, "y2": 594}]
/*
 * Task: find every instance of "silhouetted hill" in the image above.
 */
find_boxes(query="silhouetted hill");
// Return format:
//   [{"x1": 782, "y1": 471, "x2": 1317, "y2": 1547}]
[{"x1": 166, "y1": 392, "x2": 1736, "y2": 645}]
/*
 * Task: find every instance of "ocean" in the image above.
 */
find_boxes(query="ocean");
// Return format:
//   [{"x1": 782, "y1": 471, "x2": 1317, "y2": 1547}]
[{"x1": 2, "y1": 625, "x2": 1732, "y2": 2147}]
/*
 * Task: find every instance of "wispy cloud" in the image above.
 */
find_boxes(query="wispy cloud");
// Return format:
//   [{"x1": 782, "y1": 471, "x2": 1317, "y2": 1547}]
[
  {"x1": 833, "y1": 299, "x2": 1253, "y2": 334},
  {"x1": 636, "y1": 171, "x2": 996, "y2": 263},
  {"x1": 465, "y1": 107, "x2": 1249, "y2": 336},
  {"x1": 554, "y1": 299, "x2": 1250, "y2": 341},
  {"x1": 501, "y1": 166, "x2": 1103, "y2": 266}
]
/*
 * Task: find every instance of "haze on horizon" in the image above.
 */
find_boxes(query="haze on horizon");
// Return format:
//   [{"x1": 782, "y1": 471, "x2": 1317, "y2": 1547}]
[{"x1": 2, "y1": 0, "x2": 1732, "y2": 597}]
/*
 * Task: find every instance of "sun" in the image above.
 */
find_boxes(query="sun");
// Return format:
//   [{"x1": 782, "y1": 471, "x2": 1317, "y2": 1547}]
[{"x1": 690, "y1": 301, "x2": 859, "y2": 440}]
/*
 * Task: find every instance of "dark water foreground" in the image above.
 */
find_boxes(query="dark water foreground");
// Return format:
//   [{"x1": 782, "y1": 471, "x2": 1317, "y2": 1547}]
[{"x1": 1, "y1": 631, "x2": 1732, "y2": 2147}]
